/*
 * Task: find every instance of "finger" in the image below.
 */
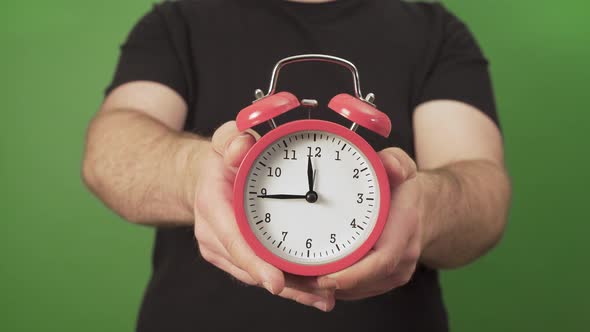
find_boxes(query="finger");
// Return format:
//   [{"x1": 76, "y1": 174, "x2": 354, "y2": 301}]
[
  {"x1": 378, "y1": 148, "x2": 417, "y2": 188},
  {"x1": 317, "y1": 248, "x2": 400, "y2": 291},
  {"x1": 224, "y1": 133, "x2": 256, "y2": 169},
  {"x1": 195, "y1": 211, "x2": 259, "y2": 284},
  {"x1": 284, "y1": 274, "x2": 323, "y2": 292},
  {"x1": 317, "y1": 206, "x2": 417, "y2": 290},
  {"x1": 278, "y1": 285, "x2": 335, "y2": 312},
  {"x1": 220, "y1": 231, "x2": 284, "y2": 294},
  {"x1": 196, "y1": 201, "x2": 284, "y2": 293},
  {"x1": 211, "y1": 121, "x2": 241, "y2": 155},
  {"x1": 334, "y1": 260, "x2": 418, "y2": 301},
  {"x1": 198, "y1": 219, "x2": 335, "y2": 305},
  {"x1": 200, "y1": 194, "x2": 285, "y2": 295},
  {"x1": 195, "y1": 211, "x2": 238, "y2": 262},
  {"x1": 335, "y1": 278, "x2": 392, "y2": 301},
  {"x1": 200, "y1": 219, "x2": 336, "y2": 309},
  {"x1": 211, "y1": 121, "x2": 256, "y2": 168},
  {"x1": 199, "y1": 247, "x2": 258, "y2": 286}
]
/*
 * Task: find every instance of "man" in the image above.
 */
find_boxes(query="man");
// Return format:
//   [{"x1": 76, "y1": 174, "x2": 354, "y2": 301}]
[{"x1": 82, "y1": 0, "x2": 511, "y2": 331}]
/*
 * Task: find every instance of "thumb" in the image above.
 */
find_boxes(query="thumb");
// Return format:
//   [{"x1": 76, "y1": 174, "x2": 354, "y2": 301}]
[
  {"x1": 378, "y1": 147, "x2": 417, "y2": 188},
  {"x1": 224, "y1": 133, "x2": 256, "y2": 168},
  {"x1": 211, "y1": 121, "x2": 256, "y2": 169}
]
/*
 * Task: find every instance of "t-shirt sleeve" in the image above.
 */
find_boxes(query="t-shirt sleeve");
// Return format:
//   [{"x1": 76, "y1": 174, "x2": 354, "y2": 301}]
[
  {"x1": 414, "y1": 5, "x2": 499, "y2": 126},
  {"x1": 105, "y1": 4, "x2": 189, "y2": 102}
]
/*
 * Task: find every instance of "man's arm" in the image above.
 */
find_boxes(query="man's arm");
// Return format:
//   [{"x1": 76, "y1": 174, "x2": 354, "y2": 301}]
[
  {"x1": 82, "y1": 82, "x2": 336, "y2": 310},
  {"x1": 82, "y1": 81, "x2": 204, "y2": 225},
  {"x1": 318, "y1": 100, "x2": 511, "y2": 299},
  {"x1": 415, "y1": 100, "x2": 511, "y2": 268}
]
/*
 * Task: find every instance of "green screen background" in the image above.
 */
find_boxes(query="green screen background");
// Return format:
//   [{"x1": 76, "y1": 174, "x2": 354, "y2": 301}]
[{"x1": 1, "y1": 0, "x2": 588, "y2": 331}]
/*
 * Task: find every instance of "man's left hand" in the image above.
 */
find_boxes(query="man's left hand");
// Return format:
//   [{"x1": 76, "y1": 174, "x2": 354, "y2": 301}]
[{"x1": 317, "y1": 147, "x2": 424, "y2": 300}]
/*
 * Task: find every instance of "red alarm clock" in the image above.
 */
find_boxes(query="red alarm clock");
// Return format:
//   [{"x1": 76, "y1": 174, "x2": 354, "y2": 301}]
[{"x1": 233, "y1": 54, "x2": 392, "y2": 276}]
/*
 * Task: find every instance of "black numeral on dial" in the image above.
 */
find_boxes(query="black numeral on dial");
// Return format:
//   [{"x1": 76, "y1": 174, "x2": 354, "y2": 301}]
[
  {"x1": 330, "y1": 234, "x2": 336, "y2": 243},
  {"x1": 283, "y1": 149, "x2": 297, "y2": 160},
  {"x1": 267, "y1": 167, "x2": 282, "y2": 177},
  {"x1": 353, "y1": 168, "x2": 360, "y2": 179},
  {"x1": 307, "y1": 146, "x2": 321, "y2": 158},
  {"x1": 306, "y1": 238, "x2": 313, "y2": 249},
  {"x1": 265, "y1": 213, "x2": 271, "y2": 223},
  {"x1": 357, "y1": 193, "x2": 364, "y2": 203}
]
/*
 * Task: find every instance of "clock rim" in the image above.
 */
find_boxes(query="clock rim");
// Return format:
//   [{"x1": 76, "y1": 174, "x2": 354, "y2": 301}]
[{"x1": 233, "y1": 119, "x2": 391, "y2": 276}]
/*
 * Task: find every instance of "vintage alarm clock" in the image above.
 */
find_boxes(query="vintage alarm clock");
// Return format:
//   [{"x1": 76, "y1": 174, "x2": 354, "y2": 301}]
[{"x1": 233, "y1": 54, "x2": 392, "y2": 276}]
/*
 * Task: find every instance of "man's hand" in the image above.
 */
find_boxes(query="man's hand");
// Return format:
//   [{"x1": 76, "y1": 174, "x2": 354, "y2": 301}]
[
  {"x1": 193, "y1": 121, "x2": 336, "y2": 311},
  {"x1": 314, "y1": 102, "x2": 510, "y2": 299},
  {"x1": 317, "y1": 148, "x2": 422, "y2": 300}
]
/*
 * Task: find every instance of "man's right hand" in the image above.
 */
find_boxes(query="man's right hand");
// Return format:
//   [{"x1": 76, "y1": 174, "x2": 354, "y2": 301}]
[{"x1": 192, "y1": 121, "x2": 335, "y2": 312}]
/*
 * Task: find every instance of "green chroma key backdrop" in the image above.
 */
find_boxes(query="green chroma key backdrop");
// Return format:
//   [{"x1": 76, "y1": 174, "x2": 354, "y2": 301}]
[{"x1": 1, "y1": 0, "x2": 589, "y2": 331}]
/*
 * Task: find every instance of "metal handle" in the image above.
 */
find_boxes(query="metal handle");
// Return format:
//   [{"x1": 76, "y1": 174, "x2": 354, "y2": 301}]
[{"x1": 265, "y1": 54, "x2": 364, "y2": 99}]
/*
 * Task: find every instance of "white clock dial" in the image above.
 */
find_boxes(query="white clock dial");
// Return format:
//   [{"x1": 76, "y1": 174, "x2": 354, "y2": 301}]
[{"x1": 244, "y1": 130, "x2": 380, "y2": 265}]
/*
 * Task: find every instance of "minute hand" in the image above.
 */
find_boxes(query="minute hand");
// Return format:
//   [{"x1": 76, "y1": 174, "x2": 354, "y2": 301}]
[
  {"x1": 307, "y1": 155, "x2": 314, "y2": 192},
  {"x1": 257, "y1": 194, "x2": 307, "y2": 199}
]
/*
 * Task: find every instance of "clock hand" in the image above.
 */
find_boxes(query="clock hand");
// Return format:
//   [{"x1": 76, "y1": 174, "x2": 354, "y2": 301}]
[
  {"x1": 257, "y1": 194, "x2": 307, "y2": 199},
  {"x1": 305, "y1": 155, "x2": 319, "y2": 203},
  {"x1": 307, "y1": 154, "x2": 314, "y2": 192}
]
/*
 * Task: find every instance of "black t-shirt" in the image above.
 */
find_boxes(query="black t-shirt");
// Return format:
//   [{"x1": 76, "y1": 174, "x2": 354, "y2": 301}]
[{"x1": 106, "y1": 1, "x2": 497, "y2": 331}]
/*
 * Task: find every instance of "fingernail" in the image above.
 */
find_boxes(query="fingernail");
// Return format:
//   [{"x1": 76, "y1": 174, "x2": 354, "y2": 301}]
[
  {"x1": 312, "y1": 301, "x2": 327, "y2": 312},
  {"x1": 225, "y1": 137, "x2": 239, "y2": 154},
  {"x1": 228, "y1": 134, "x2": 253, "y2": 153},
  {"x1": 262, "y1": 281, "x2": 275, "y2": 295},
  {"x1": 319, "y1": 277, "x2": 338, "y2": 289}
]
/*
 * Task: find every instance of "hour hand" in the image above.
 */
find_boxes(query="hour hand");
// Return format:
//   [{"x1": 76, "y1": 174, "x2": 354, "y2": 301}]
[
  {"x1": 257, "y1": 194, "x2": 307, "y2": 199},
  {"x1": 307, "y1": 154, "x2": 314, "y2": 192}
]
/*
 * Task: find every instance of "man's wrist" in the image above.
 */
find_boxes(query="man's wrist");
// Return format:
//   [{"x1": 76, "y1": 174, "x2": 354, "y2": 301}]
[
  {"x1": 415, "y1": 170, "x2": 450, "y2": 253},
  {"x1": 175, "y1": 135, "x2": 210, "y2": 221},
  {"x1": 416, "y1": 172, "x2": 433, "y2": 252}
]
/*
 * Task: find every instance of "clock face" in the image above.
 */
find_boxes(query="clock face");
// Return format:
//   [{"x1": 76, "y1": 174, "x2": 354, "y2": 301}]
[{"x1": 243, "y1": 130, "x2": 381, "y2": 266}]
